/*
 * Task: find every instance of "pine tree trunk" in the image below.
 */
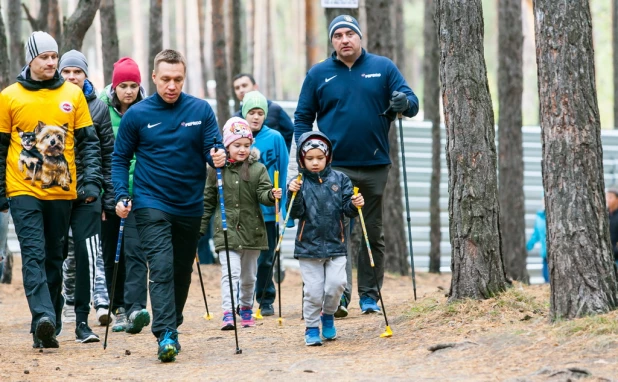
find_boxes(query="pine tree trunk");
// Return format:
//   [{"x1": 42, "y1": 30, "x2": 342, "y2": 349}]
[
  {"x1": 212, "y1": 0, "x2": 230, "y2": 127},
  {"x1": 100, "y1": 0, "x2": 119, "y2": 86},
  {"x1": 149, "y1": 0, "x2": 163, "y2": 95},
  {"x1": 393, "y1": 0, "x2": 404, "y2": 75},
  {"x1": 0, "y1": 3, "x2": 10, "y2": 90},
  {"x1": 47, "y1": 0, "x2": 61, "y2": 41},
  {"x1": 437, "y1": 0, "x2": 508, "y2": 301},
  {"x1": 230, "y1": 0, "x2": 242, "y2": 107},
  {"x1": 498, "y1": 0, "x2": 527, "y2": 283},
  {"x1": 60, "y1": 0, "x2": 102, "y2": 55},
  {"x1": 245, "y1": 0, "x2": 254, "y2": 75},
  {"x1": 197, "y1": 0, "x2": 208, "y2": 89},
  {"x1": 424, "y1": 0, "x2": 441, "y2": 274},
  {"x1": 365, "y1": 0, "x2": 408, "y2": 275},
  {"x1": 130, "y1": 0, "x2": 147, "y2": 93},
  {"x1": 22, "y1": 0, "x2": 50, "y2": 32},
  {"x1": 305, "y1": 0, "x2": 320, "y2": 72},
  {"x1": 8, "y1": 0, "x2": 22, "y2": 78},
  {"x1": 533, "y1": 0, "x2": 618, "y2": 320},
  {"x1": 614, "y1": 0, "x2": 618, "y2": 129}
]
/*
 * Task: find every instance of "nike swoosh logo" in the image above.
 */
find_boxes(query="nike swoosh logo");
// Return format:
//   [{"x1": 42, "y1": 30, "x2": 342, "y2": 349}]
[
  {"x1": 147, "y1": 122, "x2": 162, "y2": 129},
  {"x1": 325, "y1": 75, "x2": 337, "y2": 83}
]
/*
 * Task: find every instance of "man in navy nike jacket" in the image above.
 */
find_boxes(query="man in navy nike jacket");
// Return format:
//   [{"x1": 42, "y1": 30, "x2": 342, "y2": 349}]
[
  {"x1": 294, "y1": 15, "x2": 419, "y2": 317},
  {"x1": 112, "y1": 49, "x2": 226, "y2": 362}
]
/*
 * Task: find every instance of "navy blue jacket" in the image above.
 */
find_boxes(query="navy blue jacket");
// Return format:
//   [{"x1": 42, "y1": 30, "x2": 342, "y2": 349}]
[
  {"x1": 287, "y1": 132, "x2": 358, "y2": 259},
  {"x1": 112, "y1": 92, "x2": 223, "y2": 217},
  {"x1": 234, "y1": 100, "x2": 294, "y2": 152},
  {"x1": 294, "y1": 49, "x2": 419, "y2": 167}
]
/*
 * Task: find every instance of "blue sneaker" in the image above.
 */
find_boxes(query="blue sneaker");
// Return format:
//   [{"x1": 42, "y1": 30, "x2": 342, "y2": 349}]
[
  {"x1": 157, "y1": 330, "x2": 179, "y2": 362},
  {"x1": 359, "y1": 296, "x2": 382, "y2": 314},
  {"x1": 304, "y1": 327, "x2": 322, "y2": 346},
  {"x1": 126, "y1": 309, "x2": 151, "y2": 334},
  {"x1": 321, "y1": 314, "x2": 337, "y2": 340}
]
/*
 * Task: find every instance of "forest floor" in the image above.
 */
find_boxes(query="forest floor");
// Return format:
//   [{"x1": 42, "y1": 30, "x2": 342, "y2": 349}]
[{"x1": 0, "y1": 256, "x2": 617, "y2": 381}]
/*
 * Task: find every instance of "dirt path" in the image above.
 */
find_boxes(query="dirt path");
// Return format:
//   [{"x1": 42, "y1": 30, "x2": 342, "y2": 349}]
[{"x1": 1, "y1": 256, "x2": 617, "y2": 381}]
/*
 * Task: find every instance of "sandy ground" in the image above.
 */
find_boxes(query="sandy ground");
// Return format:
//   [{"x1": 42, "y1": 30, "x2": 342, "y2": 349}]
[{"x1": 1, "y1": 256, "x2": 617, "y2": 381}]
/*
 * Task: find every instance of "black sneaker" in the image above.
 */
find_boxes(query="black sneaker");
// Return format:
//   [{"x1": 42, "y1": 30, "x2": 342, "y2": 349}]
[
  {"x1": 75, "y1": 322, "x2": 100, "y2": 343},
  {"x1": 35, "y1": 317, "x2": 59, "y2": 348},
  {"x1": 261, "y1": 304, "x2": 275, "y2": 316}
]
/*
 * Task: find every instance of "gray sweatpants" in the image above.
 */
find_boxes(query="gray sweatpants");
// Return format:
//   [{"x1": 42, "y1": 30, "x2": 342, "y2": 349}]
[
  {"x1": 219, "y1": 249, "x2": 260, "y2": 312},
  {"x1": 299, "y1": 256, "x2": 347, "y2": 328}
]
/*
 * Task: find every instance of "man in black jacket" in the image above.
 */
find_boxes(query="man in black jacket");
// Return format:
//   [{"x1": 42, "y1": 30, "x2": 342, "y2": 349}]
[
  {"x1": 59, "y1": 50, "x2": 114, "y2": 343},
  {"x1": 0, "y1": 32, "x2": 102, "y2": 348},
  {"x1": 232, "y1": 73, "x2": 294, "y2": 152}
]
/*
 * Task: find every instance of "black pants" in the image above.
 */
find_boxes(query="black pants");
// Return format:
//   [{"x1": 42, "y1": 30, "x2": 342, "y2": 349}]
[
  {"x1": 10, "y1": 195, "x2": 71, "y2": 333},
  {"x1": 134, "y1": 208, "x2": 200, "y2": 338},
  {"x1": 332, "y1": 165, "x2": 390, "y2": 303},
  {"x1": 65, "y1": 200, "x2": 101, "y2": 323},
  {"x1": 101, "y1": 210, "x2": 146, "y2": 315},
  {"x1": 255, "y1": 221, "x2": 277, "y2": 305}
]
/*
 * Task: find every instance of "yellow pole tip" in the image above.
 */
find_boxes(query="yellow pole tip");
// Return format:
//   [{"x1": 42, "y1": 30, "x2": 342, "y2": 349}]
[
  {"x1": 277, "y1": 318, "x2": 284, "y2": 326},
  {"x1": 252, "y1": 310, "x2": 264, "y2": 319},
  {"x1": 203, "y1": 313, "x2": 213, "y2": 320},
  {"x1": 380, "y1": 326, "x2": 393, "y2": 338}
]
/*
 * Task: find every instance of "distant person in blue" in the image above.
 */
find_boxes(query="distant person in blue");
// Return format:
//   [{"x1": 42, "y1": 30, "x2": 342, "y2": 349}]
[
  {"x1": 526, "y1": 195, "x2": 547, "y2": 283},
  {"x1": 112, "y1": 49, "x2": 226, "y2": 363},
  {"x1": 294, "y1": 15, "x2": 419, "y2": 316},
  {"x1": 606, "y1": 188, "x2": 618, "y2": 269}
]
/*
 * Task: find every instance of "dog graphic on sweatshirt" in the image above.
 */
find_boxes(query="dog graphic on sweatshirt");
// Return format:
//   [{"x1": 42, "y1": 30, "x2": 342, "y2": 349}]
[
  {"x1": 16, "y1": 127, "x2": 43, "y2": 185},
  {"x1": 34, "y1": 121, "x2": 72, "y2": 191}
]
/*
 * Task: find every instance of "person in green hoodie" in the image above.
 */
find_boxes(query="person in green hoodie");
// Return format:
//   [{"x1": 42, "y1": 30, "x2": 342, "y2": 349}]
[{"x1": 99, "y1": 57, "x2": 150, "y2": 334}]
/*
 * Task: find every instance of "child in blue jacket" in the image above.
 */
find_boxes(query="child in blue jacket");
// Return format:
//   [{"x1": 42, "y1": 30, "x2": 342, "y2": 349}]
[
  {"x1": 527, "y1": 207, "x2": 548, "y2": 283},
  {"x1": 287, "y1": 132, "x2": 364, "y2": 346}
]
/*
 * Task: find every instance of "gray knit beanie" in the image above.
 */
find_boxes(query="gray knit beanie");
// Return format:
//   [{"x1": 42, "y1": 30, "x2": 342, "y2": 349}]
[
  {"x1": 59, "y1": 50, "x2": 89, "y2": 77},
  {"x1": 25, "y1": 31, "x2": 58, "y2": 64}
]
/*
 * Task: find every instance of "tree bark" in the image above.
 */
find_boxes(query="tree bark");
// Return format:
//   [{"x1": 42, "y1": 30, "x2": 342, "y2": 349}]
[
  {"x1": 614, "y1": 0, "x2": 618, "y2": 129},
  {"x1": 305, "y1": 0, "x2": 320, "y2": 72},
  {"x1": 148, "y1": 0, "x2": 163, "y2": 95},
  {"x1": 365, "y1": 0, "x2": 408, "y2": 275},
  {"x1": 0, "y1": 3, "x2": 10, "y2": 90},
  {"x1": 47, "y1": 0, "x2": 61, "y2": 40},
  {"x1": 425, "y1": 0, "x2": 441, "y2": 274},
  {"x1": 197, "y1": 0, "x2": 208, "y2": 90},
  {"x1": 230, "y1": 0, "x2": 242, "y2": 107},
  {"x1": 8, "y1": 0, "x2": 22, "y2": 78},
  {"x1": 100, "y1": 0, "x2": 119, "y2": 86},
  {"x1": 533, "y1": 0, "x2": 618, "y2": 320},
  {"x1": 437, "y1": 0, "x2": 508, "y2": 301},
  {"x1": 498, "y1": 0, "x2": 527, "y2": 283},
  {"x1": 212, "y1": 0, "x2": 231, "y2": 127},
  {"x1": 245, "y1": 0, "x2": 254, "y2": 75},
  {"x1": 393, "y1": 0, "x2": 404, "y2": 75},
  {"x1": 22, "y1": 0, "x2": 50, "y2": 32},
  {"x1": 61, "y1": 0, "x2": 102, "y2": 55}
]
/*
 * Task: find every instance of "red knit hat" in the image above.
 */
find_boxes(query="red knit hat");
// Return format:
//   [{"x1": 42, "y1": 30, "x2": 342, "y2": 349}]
[{"x1": 112, "y1": 57, "x2": 141, "y2": 89}]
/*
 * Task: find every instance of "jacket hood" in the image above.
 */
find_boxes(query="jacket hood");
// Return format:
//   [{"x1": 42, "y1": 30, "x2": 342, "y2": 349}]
[
  {"x1": 101, "y1": 83, "x2": 146, "y2": 114},
  {"x1": 296, "y1": 131, "x2": 333, "y2": 169},
  {"x1": 83, "y1": 79, "x2": 97, "y2": 101},
  {"x1": 17, "y1": 66, "x2": 65, "y2": 90}
]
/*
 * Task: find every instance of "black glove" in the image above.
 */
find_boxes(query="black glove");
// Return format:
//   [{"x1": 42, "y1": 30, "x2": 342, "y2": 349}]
[{"x1": 390, "y1": 91, "x2": 409, "y2": 113}]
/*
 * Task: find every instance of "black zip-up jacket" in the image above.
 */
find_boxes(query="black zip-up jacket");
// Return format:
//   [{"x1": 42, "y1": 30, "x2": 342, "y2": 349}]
[
  {"x1": 78, "y1": 80, "x2": 114, "y2": 209},
  {"x1": 0, "y1": 68, "x2": 102, "y2": 210},
  {"x1": 287, "y1": 131, "x2": 358, "y2": 259}
]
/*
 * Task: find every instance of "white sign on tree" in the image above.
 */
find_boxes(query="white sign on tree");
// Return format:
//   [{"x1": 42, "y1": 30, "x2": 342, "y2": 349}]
[{"x1": 321, "y1": 0, "x2": 359, "y2": 8}]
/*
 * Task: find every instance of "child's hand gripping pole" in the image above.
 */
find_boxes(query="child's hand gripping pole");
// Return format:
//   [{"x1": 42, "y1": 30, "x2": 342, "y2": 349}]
[
  {"x1": 354, "y1": 187, "x2": 393, "y2": 338},
  {"x1": 274, "y1": 170, "x2": 279, "y2": 223},
  {"x1": 274, "y1": 174, "x2": 302, "y2": 253}
]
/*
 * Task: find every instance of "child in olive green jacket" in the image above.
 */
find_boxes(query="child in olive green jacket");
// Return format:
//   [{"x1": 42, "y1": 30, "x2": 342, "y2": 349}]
[{"x1": 200, "y1": 117, "x2": 281, "y2": 330}]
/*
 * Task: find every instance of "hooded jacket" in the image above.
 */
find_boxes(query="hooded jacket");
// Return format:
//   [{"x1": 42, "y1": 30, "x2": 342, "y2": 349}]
[
  {"x1": 201, "y1": 148, "x2": 275, "y2": 252},
  {"x1": 287, "y1": 131, "x2": 358, "y2": 259},
  {"x1": 99, "y1": 84, "x2": 145, "y2": 199},
  {"x1": 76, "y1": 79, "x2": 114, "y2": 209}
]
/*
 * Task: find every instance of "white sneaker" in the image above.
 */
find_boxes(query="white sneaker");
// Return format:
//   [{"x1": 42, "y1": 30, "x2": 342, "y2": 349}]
[
  {"x1": 96, "y1": 307, "x2": 112, "y2": 326},
  {"x1": 62, "y1": 304, "x2": 76, "y2": 323}
]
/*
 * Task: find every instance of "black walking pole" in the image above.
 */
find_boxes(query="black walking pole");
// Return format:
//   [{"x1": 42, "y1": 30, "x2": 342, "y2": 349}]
[
  {"x1": 214, "y1": 144, "x2": 242, "y2": 354},
  {"x1": 103, "y1": 199, "x2": 129, "y2": 349},
  {"x1": 396, "y1": 113, "x2": 417, "y2": 300},
  {"x1": 195, "y1": 252, "x2": 213, "y2": 320}
]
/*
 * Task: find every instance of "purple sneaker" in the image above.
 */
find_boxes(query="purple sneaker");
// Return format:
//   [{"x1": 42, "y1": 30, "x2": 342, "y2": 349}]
[
  {"x1": 239, "y1": 306, "x2": 256, "y2": 328},
  {"x1": 221, "y1": 311, "x2": 235, "y2": 330}
]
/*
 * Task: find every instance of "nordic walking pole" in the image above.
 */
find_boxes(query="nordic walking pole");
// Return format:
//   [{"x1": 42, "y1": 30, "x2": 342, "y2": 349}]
[
  {"x1": 354, "y1": 187, "x2": 392, "y2": 338},
  {"x1": 274, "y1": 171, "x2": 283, "y2": 326},
  {"x1": 214, "y1": 143, "x2": 242, "y2": 354},
  {"x1": 396, "y1": 112, "x2": 417, "y2": 300},
  {"x1": 195, "y1": 252, "x2": 213, "y2": 320},
  {"x1": 103, "y1": 199, "x2": 129, "y2": 349},
  {"x1": 275, "y1": 174, "x2": 302, "y2": 253}
]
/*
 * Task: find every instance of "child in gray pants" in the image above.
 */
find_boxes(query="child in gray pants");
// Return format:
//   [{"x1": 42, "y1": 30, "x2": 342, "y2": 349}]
[{"x1": 287, "y1": 132, "x2": 364, "y2": 346}]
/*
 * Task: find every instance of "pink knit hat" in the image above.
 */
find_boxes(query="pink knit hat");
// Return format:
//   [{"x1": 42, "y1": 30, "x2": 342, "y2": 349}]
[{"x1": 223, "y1": 117, "x2": 253, "y2": 147}]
